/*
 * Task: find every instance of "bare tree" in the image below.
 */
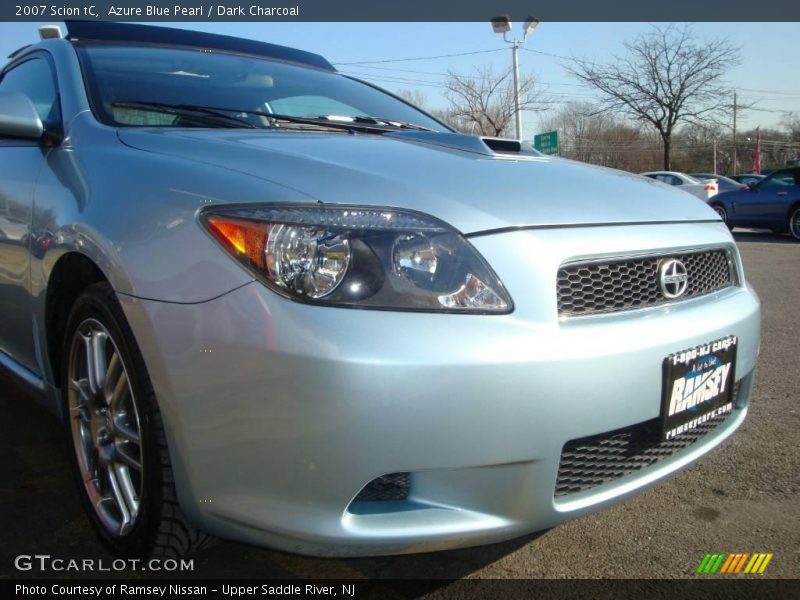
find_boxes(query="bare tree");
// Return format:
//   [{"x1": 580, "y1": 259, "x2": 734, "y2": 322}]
[
  {"x1": 782, "y1": 112, "x2": 800, "y2": 143},
  {"x1": 568, "y1": 25, "x2": 741, "y2": 170},
  {"x1": 395, "y1": 89, "x2": 427, "y2": 110},
  {"x1": 539, "y1": 101, "x2": 660, "y2": 171},
  {"x1": 444, "y1": 66, "x2": 542, "y2": 137},
  {"x1": 394, "y1": 89, "x2": 468, "y2": 132}
]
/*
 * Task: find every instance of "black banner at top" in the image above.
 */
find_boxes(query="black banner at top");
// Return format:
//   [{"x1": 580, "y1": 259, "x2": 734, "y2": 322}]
[{"x1": 2, "y1": 0, "x2": 800, "y2": 22}]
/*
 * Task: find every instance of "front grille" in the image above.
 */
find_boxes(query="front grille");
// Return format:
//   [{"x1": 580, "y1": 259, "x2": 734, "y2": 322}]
[
  {"x1": 353, "y1": 473, "x2": 410, "y2": 502},
  {"x1": 557, "y1": 249, "x2": 733, "y2": 316},
  {"x1": 555, "y1": 384, "x2": 738, "y2": 497}
]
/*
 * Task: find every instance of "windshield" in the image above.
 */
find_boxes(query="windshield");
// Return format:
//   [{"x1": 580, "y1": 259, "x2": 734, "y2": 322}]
[
  {"x1": 760, "y1": 171, "x2": 797, "y2": 187},
  {"x1": 75, "y1": 44, "x2": 446, "y2": 132}
]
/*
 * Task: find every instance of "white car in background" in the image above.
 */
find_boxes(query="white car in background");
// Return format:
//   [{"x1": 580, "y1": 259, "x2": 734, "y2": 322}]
[{"x1": 641, "y1": 171, "x2": 719, "y2": 201}]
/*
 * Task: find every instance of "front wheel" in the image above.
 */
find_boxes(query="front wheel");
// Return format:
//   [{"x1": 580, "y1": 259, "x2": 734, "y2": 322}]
[
  {"x1": 711, "y1": 204, "x2": 732, "y2": 231},
  {"x1": 63, "y1": 282, "x2": 212, "y2": 557},
  {"x1": 790, "y1": 207, "x2": 800, "y2": 241}
]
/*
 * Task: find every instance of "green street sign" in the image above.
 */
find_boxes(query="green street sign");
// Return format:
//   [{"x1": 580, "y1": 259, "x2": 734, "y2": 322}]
[{"x1": 534, "y1": 130, "x2": 558, "y2": 155}]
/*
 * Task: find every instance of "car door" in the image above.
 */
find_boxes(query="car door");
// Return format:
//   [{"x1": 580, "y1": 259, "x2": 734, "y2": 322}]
[
  {"x1": 0, "y1": 54, "x2": 59, "y2": 376},
  {"x1": 732, "y1": 170, "x2": 795, "y2": 228}
]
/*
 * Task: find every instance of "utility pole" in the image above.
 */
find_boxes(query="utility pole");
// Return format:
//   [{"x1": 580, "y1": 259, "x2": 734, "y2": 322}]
[
  {"x1": 732, "y1": 90, "x2": 737, "y2": 174},
  {"x1": 713, "y1": 139, "x2": 717, "y2": 174},
  {"x1": 511, "y1": 40, "x2": 522, "y2": 141}
]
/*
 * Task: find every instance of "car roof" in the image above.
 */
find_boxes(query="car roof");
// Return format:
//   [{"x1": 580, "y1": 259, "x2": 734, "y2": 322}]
[
  {"x1": 754, "y1": 168, "x2": 799, "y2": 177},
  {"x1": 64, "y1": 20, "x2": 335, "y2": 72},
  {"x1": 641, "y1": 171, "x2": 698, "y2": 180},
  {"x1": 690, "y1": 173, "x2": 738, "y2": 182}
]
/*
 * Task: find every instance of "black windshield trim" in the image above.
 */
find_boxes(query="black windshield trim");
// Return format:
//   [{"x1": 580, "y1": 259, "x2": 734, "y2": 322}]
[{"x1": 66, "y1": 20, "x2": 335, "y2": 71}]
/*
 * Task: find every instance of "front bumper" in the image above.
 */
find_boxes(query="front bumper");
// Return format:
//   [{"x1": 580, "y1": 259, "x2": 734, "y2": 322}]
[{"x1": 120, "y1": 221, "x2": 760, "y2": 556}]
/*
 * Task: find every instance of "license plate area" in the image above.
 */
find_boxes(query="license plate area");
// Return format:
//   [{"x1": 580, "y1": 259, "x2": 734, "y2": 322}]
[{"x1": 661, "y1": 336, "x2": 737, "y2": 441}]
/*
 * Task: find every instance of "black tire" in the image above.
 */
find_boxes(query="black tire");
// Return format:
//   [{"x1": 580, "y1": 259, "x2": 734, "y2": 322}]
[
  {"x1": 790, "y1": 207, "x2": 800, "y2": 241},
  {"x1": 62, "y1": 282, "x2": 213, "y2": 558},
  {"x1": 711, "y1": 204, "x2": 733, "y2": 231}
]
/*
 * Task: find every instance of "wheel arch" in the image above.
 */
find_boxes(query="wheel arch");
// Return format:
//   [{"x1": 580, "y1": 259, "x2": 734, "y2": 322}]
[
  {"x1": 45, "y1": 252, "x2": 110, "y2": 386},
  {"x1": 709, "y1": 198, "x2": 727, "y2": 210},
  {"x1": 709, "y1": 199, "x2": 729, "y2": 219}
]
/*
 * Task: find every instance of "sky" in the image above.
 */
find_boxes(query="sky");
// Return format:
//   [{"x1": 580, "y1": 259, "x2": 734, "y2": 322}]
[{"x1": 1, "y1": 21, "x2": 798, "y2": 140}]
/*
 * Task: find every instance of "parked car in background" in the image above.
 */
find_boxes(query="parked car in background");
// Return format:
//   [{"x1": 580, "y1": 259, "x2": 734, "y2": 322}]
[
  {"x1": 0, "y1": 21, "x2": 762, "y2": 559},
  {"x1": 730, "y1": 174, "x2": 765, "y2": 186},
  {"x1": 710, "y1": 167, "x2": 800, "y2": 239},
  {"x1": 689, "y1": 173, "x2": 744, "y2": 193},
  {"x1": 0, "y1": 214, "x2": 28, "y2": 243},
  {"x1": 641, "y1": 171, "x2": 718, "y2": 201}
]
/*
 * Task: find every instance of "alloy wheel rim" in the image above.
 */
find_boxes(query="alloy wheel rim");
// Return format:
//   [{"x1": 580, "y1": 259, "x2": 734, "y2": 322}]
[
  {"x1": 67, "y1": 318, "x2": 143, "y2": 536},
  {"x1": 714, "y1": 206, "x2": 726, "y2": 221}
]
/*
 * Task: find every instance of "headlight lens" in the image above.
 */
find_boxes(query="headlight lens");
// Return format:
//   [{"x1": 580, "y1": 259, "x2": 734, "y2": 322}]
[
  {"x1": 200, "y1": 204, "x2": 512, "y2": 313},
  {"x1": 265, "y1": 225, "x2": 350, "y2": 298}
]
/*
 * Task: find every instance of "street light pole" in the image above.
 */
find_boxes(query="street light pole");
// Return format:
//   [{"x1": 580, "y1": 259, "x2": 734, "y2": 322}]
[
  {"x1": 491, "y1": 15, "x2": 539, "y2": 141},
  {"x1": 511, "y1": 40, "x2": 522, "y2": 140},
  {"x1": 732, "y1": 90, "x2": 738, "y2": 174}
]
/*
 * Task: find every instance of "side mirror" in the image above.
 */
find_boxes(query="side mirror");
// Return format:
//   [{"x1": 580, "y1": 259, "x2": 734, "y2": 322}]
[{"x1": 0, "y1": 91, "x2": 44, "y2": 140}]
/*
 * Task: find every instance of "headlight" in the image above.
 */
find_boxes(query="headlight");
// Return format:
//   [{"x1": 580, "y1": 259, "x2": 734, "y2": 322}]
[{"x1": 200, "y1": 204, "x2": 513, "y2": 313}]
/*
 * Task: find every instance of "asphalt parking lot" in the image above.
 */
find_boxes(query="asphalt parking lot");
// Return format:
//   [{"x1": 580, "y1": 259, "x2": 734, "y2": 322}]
[{"x1": 1, "y1": 231, "x2": 798, "y2": 581}]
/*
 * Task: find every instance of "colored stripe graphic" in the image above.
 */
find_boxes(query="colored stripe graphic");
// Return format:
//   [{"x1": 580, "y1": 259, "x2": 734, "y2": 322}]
[
  {"x1": 713, "y1": 553, "x2": 727, "y2": 573},
  {"x1": 744, "y1": 554, "x2": 760, "y2": 574},
  {"x1": 733, "y1": 553, "x2": 750, "y2": 573},
  {"x1": 700, "y1": 552, "x2": 774, "y2": 575},
  {"x1": 700, "y1": 553, "x2": 718, "y2": 574},
  {"x1": 758, "y1": 554, "x2": 774, "y2": 573},
  {"x1": 720, "y1": 553, "x2": 737, "y2": 573},
  {"x1": 719, "y1": 553, "x2": 736, "y2": 574},
  {"x1": 744, "y1": 553, "x2": 774, "y2": 574},
  {"x1": 704, "y1": 553, "x2": 726, "y2": 573},
  {"x1": 697, "y1": 554, "x2": 712, "y2": 574}
]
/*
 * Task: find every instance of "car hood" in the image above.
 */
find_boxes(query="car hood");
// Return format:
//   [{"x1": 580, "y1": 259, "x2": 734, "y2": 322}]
[{"x1": 117, "y1": 128, "x2": 718, "y2": 234}]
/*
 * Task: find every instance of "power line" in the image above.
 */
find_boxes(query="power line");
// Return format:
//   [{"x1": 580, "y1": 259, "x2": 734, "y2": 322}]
[
  {"x1": 343, "y1": 64, "x2": 485, "y2": 79},
  {"x1": 334, "y1": 48, "x2": 506, "y2": 66},
  {"x1": 737, "y1": 87, "x2": 800, "y2": 98},
  {"x1": 343, "y1": 70, "x2": 598, "y2": 99},
  {"x1": 520, "y1": 46, "x2": 571, "y2": 60},
  {"x1": 345, "y1": 64, "x2": 589, "y2": 90},
  {"x1": 340, "y1": 71, "x2": 448, "y2": 89},
  {"x1": 747, "y1": 106, "x2": 789, "y2": 114}
]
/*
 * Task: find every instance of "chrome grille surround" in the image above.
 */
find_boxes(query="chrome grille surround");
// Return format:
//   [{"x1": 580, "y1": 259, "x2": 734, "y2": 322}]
[{"x1": 557, "y1": 248, "x2": 736, "y2": 317}]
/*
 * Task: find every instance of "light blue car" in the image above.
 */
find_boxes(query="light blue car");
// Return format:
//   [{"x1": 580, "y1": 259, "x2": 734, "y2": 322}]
[{"x1": 0, "y1": 21, "x2": 761, "y2": 558}]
